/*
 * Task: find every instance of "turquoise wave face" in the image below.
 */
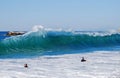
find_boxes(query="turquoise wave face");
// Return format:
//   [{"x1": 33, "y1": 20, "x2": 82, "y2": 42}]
[{"x1": 0, "y1": 30, "x2": 120, "y2": 57}]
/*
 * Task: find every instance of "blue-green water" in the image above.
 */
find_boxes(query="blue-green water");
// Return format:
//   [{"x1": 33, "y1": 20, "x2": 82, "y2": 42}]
[{"x1": 0, "y1": 30, "x2": 120, "y2": 58}]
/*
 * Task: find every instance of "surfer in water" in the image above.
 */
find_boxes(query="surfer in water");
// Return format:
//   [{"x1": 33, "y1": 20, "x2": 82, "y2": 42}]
[
  {"x1": 81, "y1": 57, "x2": 86, "y2": 62},
  {"x1": 24, "y1": 64, "x2": 28, "y2": 68}
]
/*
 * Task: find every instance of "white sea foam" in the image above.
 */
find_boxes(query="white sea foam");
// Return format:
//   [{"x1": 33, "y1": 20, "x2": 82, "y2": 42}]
[
  {"x1": 18, "y1": 25, "x2": 120, "y2": 37},
  {"x1": 0, "y1": 51, "x2": 120, "y2": 78},
  {"x1": 32, "y1": 25, "x2": 44, "y2": 32}
]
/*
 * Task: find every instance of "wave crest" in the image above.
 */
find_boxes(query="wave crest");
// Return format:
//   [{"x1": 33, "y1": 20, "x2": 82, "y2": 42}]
[{"x1": 1, "y1": 26, "x2": 120, "y2": 56}]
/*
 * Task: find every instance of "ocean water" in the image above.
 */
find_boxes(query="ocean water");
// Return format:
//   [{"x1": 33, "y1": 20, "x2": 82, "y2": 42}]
[{"x1": 0, "y1": 26, "x2": 120, "y2": 78}]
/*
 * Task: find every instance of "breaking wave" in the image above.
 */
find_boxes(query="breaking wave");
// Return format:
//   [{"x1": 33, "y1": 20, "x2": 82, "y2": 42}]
[{"x1": 0, "y1": 26, "x2": 120, "y2": 57}]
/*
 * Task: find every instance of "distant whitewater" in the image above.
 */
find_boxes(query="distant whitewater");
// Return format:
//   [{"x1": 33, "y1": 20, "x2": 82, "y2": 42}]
[{"x1": 0, "y1": 25, "x2": 120, "y2": 58}]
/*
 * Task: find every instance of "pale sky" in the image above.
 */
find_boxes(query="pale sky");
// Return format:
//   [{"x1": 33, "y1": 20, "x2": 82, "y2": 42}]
[{"x1": 0, "y1": 0, "x2": 120, "y2": 31}]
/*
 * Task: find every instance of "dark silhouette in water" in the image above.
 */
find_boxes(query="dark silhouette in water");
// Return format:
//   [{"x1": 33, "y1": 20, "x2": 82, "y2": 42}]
[
  {"x1": 81, "y1": 57, "x2": 86, "y2": 62},
  {"x1": 6, "y1": 31, "x2": 25, "y2": 36},
  {"x1": 24, "y1": 64, "x2": 28, "y2": 68}
]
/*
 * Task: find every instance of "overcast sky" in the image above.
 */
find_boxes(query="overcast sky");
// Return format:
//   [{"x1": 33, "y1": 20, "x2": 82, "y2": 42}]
[{"x1": 0, "y1": 0, "x2": 120, "y2": 31}]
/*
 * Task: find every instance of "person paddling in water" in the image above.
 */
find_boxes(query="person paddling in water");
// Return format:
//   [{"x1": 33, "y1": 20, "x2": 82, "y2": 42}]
[
  {"x1": 24, "y1": 64, "x2": 28, "y2": 68},
  {"x1": 81, "y1": 57, "x2": 86, "y2": 62}
]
